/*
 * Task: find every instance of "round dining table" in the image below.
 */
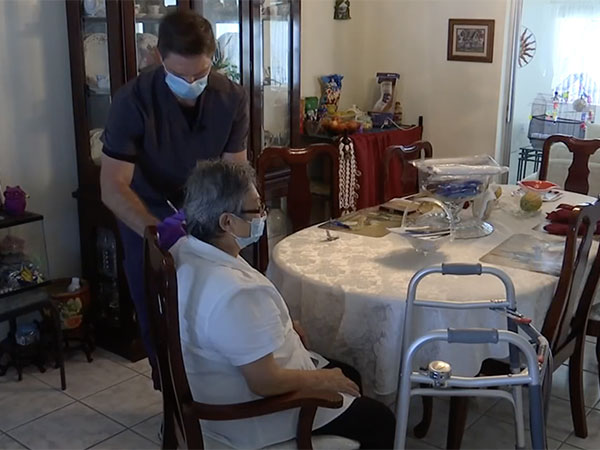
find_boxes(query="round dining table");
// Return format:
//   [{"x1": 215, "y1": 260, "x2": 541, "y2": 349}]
[{"x1": 267, "y1": 186, "x2": 596, "y2": 399}]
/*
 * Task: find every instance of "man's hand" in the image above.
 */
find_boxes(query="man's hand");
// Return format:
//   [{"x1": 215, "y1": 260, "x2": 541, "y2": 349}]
[
  {"x1": 157, "y1": 210, "x2": 186, "y2": 250},
  {"x1": 293, "y1": 320, "x2": 309, "y2": 349},
  {"x1": 319, "y1": 368, "x2": 361, "y2": 397}
]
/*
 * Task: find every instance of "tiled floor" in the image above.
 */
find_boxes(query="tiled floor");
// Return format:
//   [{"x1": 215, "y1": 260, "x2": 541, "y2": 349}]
[
  {"x1": 0, "y1": 348, "x2": 160, "y2": 450},
  {"x1": 0, "y1": 339, "x2": 598, "y2": 449}
]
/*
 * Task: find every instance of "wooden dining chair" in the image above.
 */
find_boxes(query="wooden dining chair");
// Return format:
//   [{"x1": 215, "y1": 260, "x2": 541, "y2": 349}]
[
  {"x1": 382, "y1": 140, "x2": 433, "y2": 199},
  {"x1": 539, "y1": 135, "x2": 600, "y2": 195},
  {"x1": 256, "y1": 144, "x2": 340, "y2": 273},
  {"x1": 143, "y1": 226, "x2": 345, "y2": 450},
  {"x1": 585, "y1": 304, "x2": 600, "y2": 388},
  {"x1": 415, "y1": 200, "x2": 600, "y2": 449}
]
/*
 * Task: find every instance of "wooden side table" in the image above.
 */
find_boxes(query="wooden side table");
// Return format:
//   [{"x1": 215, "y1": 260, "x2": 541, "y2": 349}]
[{"x1": 0, "y1": 287, "x2": 66, "y2": 389}]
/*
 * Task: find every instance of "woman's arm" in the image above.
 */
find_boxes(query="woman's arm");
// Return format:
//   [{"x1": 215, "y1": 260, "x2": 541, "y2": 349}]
[{"x1": 240, "y1": 353, "x2": 360, "y2": 398}]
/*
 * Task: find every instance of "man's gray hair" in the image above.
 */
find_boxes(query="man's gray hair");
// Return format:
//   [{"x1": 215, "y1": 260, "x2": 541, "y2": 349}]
[{"x1": 184, "y1": 160, "x2": 256, "y2": 242}]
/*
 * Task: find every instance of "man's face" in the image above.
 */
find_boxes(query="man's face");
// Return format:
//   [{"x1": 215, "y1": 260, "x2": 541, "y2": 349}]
[{"x1": 161, "y1": 52, "x2": 213, "y2": 83}]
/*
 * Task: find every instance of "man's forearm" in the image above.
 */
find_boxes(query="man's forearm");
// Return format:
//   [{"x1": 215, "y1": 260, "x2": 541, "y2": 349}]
[{"x1": 102, "y1": 184, "x2": 159, "y2": 236}]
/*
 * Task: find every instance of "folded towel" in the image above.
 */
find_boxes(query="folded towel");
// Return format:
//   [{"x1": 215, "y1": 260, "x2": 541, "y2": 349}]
[
  {"x1": 545, "y1": 208, "x2": 574, "y2": 223},
  {"x1": 544, "y1": 203, "x2": 600, "y2": 235},
  {"x1": 544, "y1": 222, "x2": 600, "y2": 236},
  {"x1": 544, "y1": 203, "x2": 600, "y2": 236}
]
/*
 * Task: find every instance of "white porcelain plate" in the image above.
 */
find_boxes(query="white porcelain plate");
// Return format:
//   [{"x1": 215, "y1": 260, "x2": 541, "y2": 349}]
[
  {"x1": 84, "y1": 33, "x2": 110, "y2": 93},
  {"x1": 90, "y1": 128, "x2": 104, "y2": 166}
]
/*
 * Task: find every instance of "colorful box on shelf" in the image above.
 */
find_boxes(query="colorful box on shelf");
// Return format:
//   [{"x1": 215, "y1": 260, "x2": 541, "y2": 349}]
[{"x1": 0, "y1": 212, "x2": 50, "y2": 298}]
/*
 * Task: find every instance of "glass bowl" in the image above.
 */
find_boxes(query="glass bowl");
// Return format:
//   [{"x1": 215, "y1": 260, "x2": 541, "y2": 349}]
[
  {"x1": 388, "y1": 197, "x2": 454, "y2": 254},
  {"x1": 411, "y1": 155, "x2": 508, "y2": 239}
]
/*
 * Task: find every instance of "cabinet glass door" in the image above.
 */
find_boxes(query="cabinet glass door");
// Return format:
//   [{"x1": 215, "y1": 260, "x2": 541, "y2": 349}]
[
  {"x1": 195, "y1": 0, "x2": 242, "y2": 83},
  {"x1": 261, "y1": 0, "x2": 292, "y2": 147},
  {"x1": 81, "y1": 0, "x2": 111, "y2": 166},
  {"x1": 133, "y1": 1, "x2": 180, "y2": 73}
]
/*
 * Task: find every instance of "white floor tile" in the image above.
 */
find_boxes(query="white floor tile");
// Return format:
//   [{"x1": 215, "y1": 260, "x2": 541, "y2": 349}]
[
  {"x1": 131, "y1": 414, "x2": 162, "y2": 445},
  {"x1": 405, "y1": 437, "x2": 440, "y2": 449},
  {"x1": 565, "y1": 409, "x2": 600, "y2": 449},
  {"x1": 93, "y1": 349, "x2": 152, "y2": 375},
  {"x1": 30, "y1": 351, "x2": 138, "y2": 399},
  {"x1": 559, "y1": 444, "x2": 585, "y2": 450},
  {"x1": 0, "y1": 373, "x2": 74, "y2": 432},
  {"x1": 90, "y1": 430, "x2": 158, "y2": 449},
  {"x1": 8, "y1": 403, "x2": 123, "y2": 450},
  {"x1": 82, "y1": 375, "x2": 162, "y2": 427},
  {"x1": 409, "y1": 396, "x2": 494, "y2": 449},
  {"x1": 552, "y1": 364, "x2": 600, "y2": 408},
  {"x1": 583, "y1": 340, "x2": 599, "y2": 374},
  {"x1": 462, "y1": 415, "x2": 561, "y2": 449},
  {"x1": 0, "y1": 433, "x2": 25, "y2": 450},
  {"x1": 486, "y1": 391, "x2": 589, "y2": 442}
]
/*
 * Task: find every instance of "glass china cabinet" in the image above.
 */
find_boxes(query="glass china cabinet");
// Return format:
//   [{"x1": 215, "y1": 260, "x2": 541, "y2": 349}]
[{"x1": 65, "y1": 0, "x2": 301, "y2": 360}]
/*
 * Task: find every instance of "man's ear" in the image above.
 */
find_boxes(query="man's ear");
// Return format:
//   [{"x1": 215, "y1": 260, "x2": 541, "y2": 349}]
[{"x1": 218, "y1": 212, "x2": 233, "y2": 233}]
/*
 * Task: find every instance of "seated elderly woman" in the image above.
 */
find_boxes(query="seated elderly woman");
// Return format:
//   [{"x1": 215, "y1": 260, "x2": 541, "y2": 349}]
[{"x1": 171, "y1": 160, "x2": 395, "y2": 449}]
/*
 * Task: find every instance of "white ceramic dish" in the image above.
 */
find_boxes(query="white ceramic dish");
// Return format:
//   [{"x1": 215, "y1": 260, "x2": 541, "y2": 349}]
[
  {"x1": 84, "y1": 33, "x2": 109, "y2": 90},
  {"x1": 90, "y1": 128, "x2": 104, "y2": 166}
]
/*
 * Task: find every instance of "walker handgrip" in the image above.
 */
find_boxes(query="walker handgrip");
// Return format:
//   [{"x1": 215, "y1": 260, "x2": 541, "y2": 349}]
[
  {"x1": 447, "y1": 328, "x2": 499, "y2": 344},
  {"x1": 441, "y1": 263, "x2": 483, "y2": 275}
]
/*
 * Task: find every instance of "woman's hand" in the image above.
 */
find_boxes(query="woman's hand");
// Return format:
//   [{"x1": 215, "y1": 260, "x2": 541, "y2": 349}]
[{"x1": 319, "y1": 368, "x2": 361, "y2": 397}]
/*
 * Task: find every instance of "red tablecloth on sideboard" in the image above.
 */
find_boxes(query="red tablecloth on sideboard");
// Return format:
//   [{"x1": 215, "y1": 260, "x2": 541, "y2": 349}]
[{"x1": 351, "y1": 126, "x2": 423, "y2": 209}]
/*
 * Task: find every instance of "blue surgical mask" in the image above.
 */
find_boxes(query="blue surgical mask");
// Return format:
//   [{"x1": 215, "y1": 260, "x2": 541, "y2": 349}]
[
  {"x1": 164, "y1": 67, "x2": 208, "y2": 100},
  {"x1": 232, "y1": 215, "x2": 266, "y2": 250}
]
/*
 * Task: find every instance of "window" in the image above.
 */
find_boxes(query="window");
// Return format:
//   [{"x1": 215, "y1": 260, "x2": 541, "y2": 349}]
[{"x1": 553, "y1": 15, "x2": 600, "y2": 104}]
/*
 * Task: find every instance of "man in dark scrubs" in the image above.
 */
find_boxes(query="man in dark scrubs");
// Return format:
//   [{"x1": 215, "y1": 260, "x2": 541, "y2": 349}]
[{"x1": 100, "y1": 10, "x2": 248, "y2": 384}]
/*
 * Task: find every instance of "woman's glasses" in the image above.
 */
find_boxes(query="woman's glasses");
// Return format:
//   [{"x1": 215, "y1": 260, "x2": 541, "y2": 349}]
[{"x1": 241, "y1": 201, "x2": 268, "y2": 216}]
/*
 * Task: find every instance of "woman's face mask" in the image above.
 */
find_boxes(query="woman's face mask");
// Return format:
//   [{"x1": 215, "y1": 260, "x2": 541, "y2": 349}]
[{"x1": 231, "y1": 215, "x2": 267, "y2": 249}]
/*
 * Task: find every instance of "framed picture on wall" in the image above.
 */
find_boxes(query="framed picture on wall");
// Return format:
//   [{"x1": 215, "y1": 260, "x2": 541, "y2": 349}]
[{"x1": 447, "y1": 19, "x2": 495, "y2": 63}]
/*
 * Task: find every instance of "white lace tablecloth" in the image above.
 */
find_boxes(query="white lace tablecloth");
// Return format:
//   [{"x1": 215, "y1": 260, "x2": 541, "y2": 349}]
[{"x1": 267, "y1": 186, "x2": 595, "y2": 397}]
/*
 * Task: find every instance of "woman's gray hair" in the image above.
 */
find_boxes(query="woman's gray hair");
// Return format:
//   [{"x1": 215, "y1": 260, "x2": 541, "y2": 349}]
[{"x1": 184, "y1": 160, "x2": 256, "y2": 242}]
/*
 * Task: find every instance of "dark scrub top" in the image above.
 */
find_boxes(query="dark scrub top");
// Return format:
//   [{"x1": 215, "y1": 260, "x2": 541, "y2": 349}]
[{"x1": 101, "y1": 66, "x2": 248, "y2": 220}]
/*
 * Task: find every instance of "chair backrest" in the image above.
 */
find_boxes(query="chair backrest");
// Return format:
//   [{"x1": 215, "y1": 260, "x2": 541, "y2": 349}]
[
  {"x1": 256, "y1": 144, "x2": 340, "y2": 272},
  {"x1": 541, "y1": 201, "x2": 600, "y2": 361},
  {"x1": 143, "y1": 227, "x2": 204, "y2": 449},
  {"x1": 539, "y1": 135, "x2": 600, "y2": 195},
  {"x1": 382, "y1": 141, "x2": 433, "y2": 199}
]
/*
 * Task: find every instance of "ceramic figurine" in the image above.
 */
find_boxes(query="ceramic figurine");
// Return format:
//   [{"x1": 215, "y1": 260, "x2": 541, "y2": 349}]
[
  {"x1": 3, "y1": 186, "x2": 27, "y2": 216},
  {"x1": 334, "y1": 0, "x2": 350, "y2": 20}
]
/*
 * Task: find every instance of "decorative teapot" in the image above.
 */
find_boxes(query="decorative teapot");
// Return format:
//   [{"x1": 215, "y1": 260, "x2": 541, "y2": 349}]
[{"x1": 4, "y1": 186, "x2": 27, "y2": 216}]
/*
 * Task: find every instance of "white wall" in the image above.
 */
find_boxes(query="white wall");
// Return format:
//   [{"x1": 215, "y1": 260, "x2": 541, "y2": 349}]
[
  {"x1": 0, "y1": 0, "x2": 81, "y2": 279},
  {"x1": 301, "y1": 0, "x2": 511, "y2": 158},
  {"x1": 301, "y1": 0, "x2": 373, "y2": 110}
]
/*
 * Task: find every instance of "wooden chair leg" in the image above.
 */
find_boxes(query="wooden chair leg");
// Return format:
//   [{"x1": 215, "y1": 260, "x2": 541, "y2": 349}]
[
  {"x1": 447, "y1": 396, "x2": 469, "y2": 450},
  {"x1": 596, "y1": 336, "x2": 600, "y2": 388},
  {"x1": 162, "y1": 412, "x2": 177, "y2": 450},
  {"x1": 568, "y1": 341, "x2": 588, "y2": 438},
  {"x1": 414, "y1": 395, "x2": 433, "y2": 438}
]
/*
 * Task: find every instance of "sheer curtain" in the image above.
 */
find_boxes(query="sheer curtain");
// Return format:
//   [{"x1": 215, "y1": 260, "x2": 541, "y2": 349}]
[
  {"x1": 552, "y1": 1, "x2": 600, "y2": 104},
  {"x1": 268, "y1": 19, "x2": 289, "y2": 86}
]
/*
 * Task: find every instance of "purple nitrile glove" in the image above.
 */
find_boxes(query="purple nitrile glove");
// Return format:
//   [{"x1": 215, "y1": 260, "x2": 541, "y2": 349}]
[{"x1": 157, "y1": 210, "x2": 186, "y2": 250}]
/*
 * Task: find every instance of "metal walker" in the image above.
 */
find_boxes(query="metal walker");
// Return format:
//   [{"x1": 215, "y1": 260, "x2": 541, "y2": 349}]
[{"x1": 394, "y1": 264, "x2": 552, "y2": 450}]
